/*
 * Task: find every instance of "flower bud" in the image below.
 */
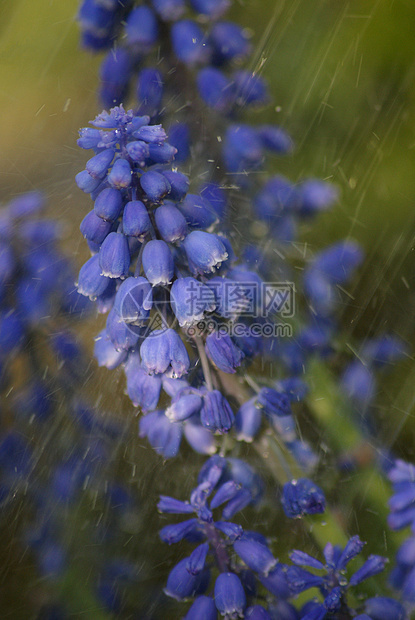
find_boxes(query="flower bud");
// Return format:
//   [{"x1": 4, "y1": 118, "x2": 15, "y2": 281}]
[
  {"x1": 122, "y1": 200, "x2": 151, "y2": 239},
  {"x1": 99, "y1": 232, "x2": 130, "y2": 278},
  {"x1": 170, "y1": 277, "x2": 215, "y2": 326},
  {"x1": 108, "y1": 158, "x2": 132, "y2": 189},
  {"x1": 142, "y1": 239, "x2": 174, "y2": 286},
  {"x1": 184, "y1": 231, "x2": 228, "y2": 275},
  {"x1": 94, "y1": 187, "x2": 123, "y2": 221},
  {"x1": 140, "y1": 170, "x2": 171, "y2": 202},
  {"x1": 205, "y1": 332, "x2": 244, "y2": 374}
]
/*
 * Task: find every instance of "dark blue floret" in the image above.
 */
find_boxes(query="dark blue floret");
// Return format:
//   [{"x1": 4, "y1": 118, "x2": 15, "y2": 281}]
[
  {"x1": 197, "y1": 67, "x2": 234, "y2": 112},
  {"x1": 99, "y1": 231, "x2": 131, "y2": 278},
  {"x1": 99, "y1": 48, "x2": 132, "y2": 107},
  {"x1": 113, "y1": 276, "x2": 153, "y2": 323},
  {"x1": 341, "y1": 360, "x2": 375, "y2": 406},
  {"x1": 155, "y1": 204, "x2": 187, "y2": 243},
  {"x1": 166, "y1": 123, "x2": 190, "y2": 163},
  {"x1": 86, "y1": 148, "x2": 115, "y2": 179},
  {"x1": 94, "y1": 187, "x2": 123, "y2": 221},
  {"x1": 205, "y1": 331, "x2": 244, "y2": 374},
  {"x1": 235, "y1": 398, "x2": 262, "y2": 442},
  {"x1": 76, "y1": 169, "x2": 102, "y2": 193},
  {"x1": 233, "y1": 70, "x2": 269, "y2": 107},
  {"x1": 184, "y1": 231, "x2": 228, "y2": 275},
  {"x1": 140, "y1": 328, "x2": 190, "y2": 377},
  {"x1": 166, "y1": 392, "x2": 203, "y2": 422},
  {"x1": 125, "y1": 6, "x2": 158, "y2": 52},
  {"x1": 214, "y1": 572, "x2": 246, "y2": 617},
  {"x1": 148, "y1": 141, "x2": 177, "y2": 164},
  {"x1": 80, "y1": 210, "x2": 112, "y2": 245},
  {"x1": 210, "y1": 21, "x2": 250, "y2": 65},
  {"x1": 170, "y1": 276, "x2": 215, "y2": 326},
  {"x1": 223, "y1": 124, "x2": 264, "y2": 174},
  {"x1": 137, "y1": 68, "x2": 164, "y2": 117},
  {"x1": 295, "y1": 179, "x2": 338, "y2": 217},
  {"x1": 106, "y1": 309, "x2": 139, "y2": 351},
  {"x1": 233, "y1": 536, "x2": 277, "y2": 576},
  {"x1": 200, "y1": 390, "x2": 234, "y2": 433},
  {"x1": 124, "y1": 353, "x2": 161, "y2": 410},
  {"x1": 108, "y1": 158, "x2": 132, "y2": 188},
  {"x1": 184, "y1": 596, "x2": 217, "y2": 620},
  {"x1": 179, "y1": 193, "x2": 219, "y2": 229},
  {"x1": 77, "y1": 254, "x2": 111, "y2": 299},
  {"x1": 164, "y1": 557, "x2": 209, "y2": 601},
  {"x1": 190, "y1": 0, "x2": 230, "y2": 19},
  {"x1": 140, "y1": 169, "x2": 171, "y2": 201},
  {"x1": 142, "y1": 239, "x2": 174, "y2": 286},
  {"x1": 281, "y1": 478, "x2": 325, "y2": 518},
  {"x1": 257, "y1": 125, "x2": 293, "y2": 154},
  {"x1": 152, "y1": 0, "x2": 185, "y2": 22},
  {"x1": 171, "y1": 20, "x2": 210, "y2": 65},
  {"x1": 364, "y1": 596, "x2": 406, "y2": 620},
  {"x1": 162, "y1": 169, "x2": 190, "y2": 200},
  {"x1": 139, "y1": 410, "x2": 183, "y2": 457},
  {"x1": 122, "y1": 200, "x2": 151, "y2": 239}
]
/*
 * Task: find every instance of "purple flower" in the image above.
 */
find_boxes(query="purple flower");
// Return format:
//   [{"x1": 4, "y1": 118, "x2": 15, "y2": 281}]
[
  {"x1": 99, "y1": 231, "x2": 130, "y2": 278},
  {"x1": 214, "y1": 572, "x2": 246, "y2": 617},
  {"x1": 205, "y1": 331, "x2": 244, "y2": 374},
  {"x1": 140, "y1": 328, "x2": 190, "y2": 377},
  {"x1": 200, "y1": 390, "x2": 234, "y2": 433},
  {"x1": 142, "y1": 240, "x2": 174, "y2": 286},
  {"x1": 184, "y1": 231, "x2": 228, "y2": 275},
  {"x1": 281, "y1": 478, "x2": 325, "y2": 519}
]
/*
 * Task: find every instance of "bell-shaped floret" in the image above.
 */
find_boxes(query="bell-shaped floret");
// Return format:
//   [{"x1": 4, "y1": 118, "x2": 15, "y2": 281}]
[
  {"x1": 184, "y1": 231, "x2": 228, "y2": 275},
  {"x1": 106, "y1": 308, "x2": 140, "y2": 351},
  {"x1": 179, "y1": 193, "x2": 219, "y2": 229},
  {"x1": 140, "y1": 170, "x2": 171, "y2": 202},
  {"x1": 142, "y1": 239, "x2": 174, "y2": 286},
  {"x1": 214, "y1": 572, "x2": 246, "y2": 617},
  {"x1": 122, "y1": 200, "x2": 151, "y2": 239},
  {"x1": 99, "y1": 48, "x2": 132, "y2": 108},
  {"x1": 125, "y1": 6, "x2": 158, "y2": 51},
  {"x1": 170, "y1": 277, "x2": 216, "y2": 326},
  {"x1": 200, "y1": 390, "x2": 234, "y2": 433},
  {"x1": 94, "y1": 329, "x2": 127, "y2": 369},
  {"x1": 281, "y1": 478, "x2": 325, "y2": 519},
  {"x1": 80, "y1": 211, "x2": 111, "y2": 248},
  {"x1": 197, "y1": 67, "x2": 234, "y2": 113},
  {"x1": 155, "y1": 205, "x2": 187, "y2": 243},
  {"x1": 152, "y1": 0, "x2": 185, "y2": 22},
  {"x1": 124, "y1": 353, "x2": 162, "y2": 411},
  {"x1": 140, "y1": 328, "x2": 190, "y2": 377},
  {"x1": 108, "y1": 158, "x2": 132, "y2": 189},
  {"x1": 86, "y1": 148, "x2": 115, "y2": 179},
  {"x1": 235, "y1": 398, "x2": 262, "y2": 443},
  {"x1": 171, "y1": 20, "x2": 210, "y2": 65},
  {"x1": 77, "y1": 254, "x2": 111, "y2": 299},
  {"x1": 113, "y1": 276, "x2": 153, "y2": 324},
  {"x1": 99, "y1": 231, "x2": 130, "y2": 278},
  {"x1": 162, "y1": 169, "x2": 189, "y2": 200},
  {"x1": 164, "y1": 557, "x2": 209, "y2": 600},
  {"x1": 205, "y1": 331, "x2": 244, "y2": 374},
  {"x1": 94, "y1": 187, "x2": 123, "y2": 221},
  {"x1": 139, "y1": 410, "x2": 182, "y2": 458},
  {"x1": 137, "y1": 67, "x2": 163, "y2": 117},
  {"x1": 210, "y1": 22, "x2": 250, "y2": 65}
]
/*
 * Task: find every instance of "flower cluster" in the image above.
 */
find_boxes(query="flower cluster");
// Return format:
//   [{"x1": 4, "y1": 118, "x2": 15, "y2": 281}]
[
  {"x1": 158, "y1": 459, "x2": 404, "y2": 619},
  {"x1": 71, "y1": 3, "x2": 412, "y2": 619}
]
